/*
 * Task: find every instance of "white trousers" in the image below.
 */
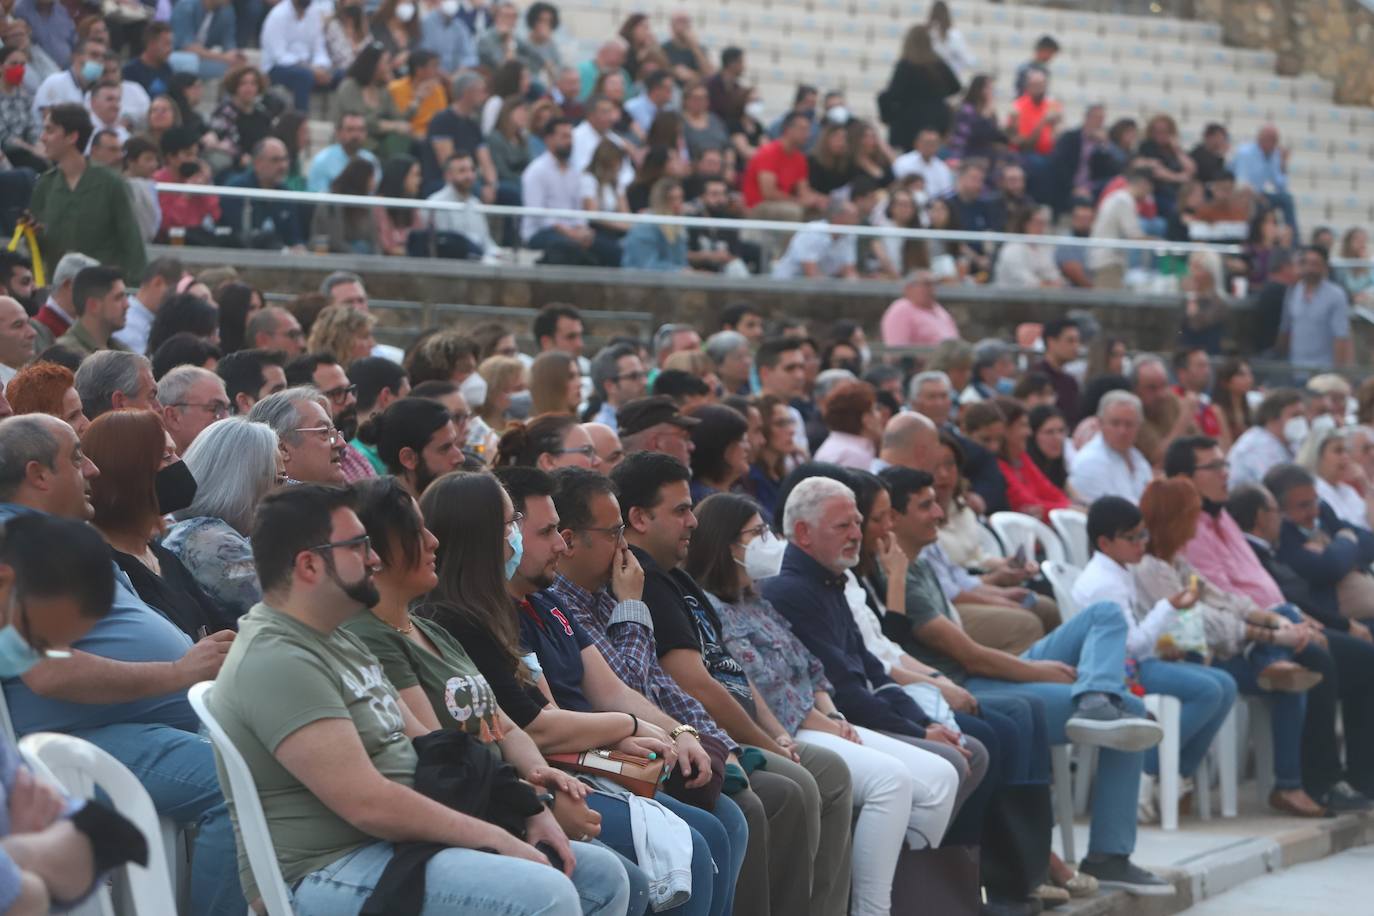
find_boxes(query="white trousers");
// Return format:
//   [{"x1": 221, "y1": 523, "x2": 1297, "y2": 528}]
[{"x1": 797, "y1": 725, "x2": 960, "y2": 916}]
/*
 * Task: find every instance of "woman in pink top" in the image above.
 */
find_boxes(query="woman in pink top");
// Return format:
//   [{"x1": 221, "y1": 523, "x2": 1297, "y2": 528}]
[
  {"x1": 814, "y1": 379, "x2": 883, "y2": 469},
  {"x1": 880, "y1": 270, "x2": 961, "y2": 347}
]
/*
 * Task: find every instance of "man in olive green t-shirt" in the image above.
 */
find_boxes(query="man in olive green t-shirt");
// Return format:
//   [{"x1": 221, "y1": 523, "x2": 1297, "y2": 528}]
[{"x1": 207, "y1": 484, "x2": 630, "y2": 915}]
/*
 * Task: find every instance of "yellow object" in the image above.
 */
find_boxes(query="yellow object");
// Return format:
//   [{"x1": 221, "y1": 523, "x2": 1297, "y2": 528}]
[{"x1": 5, "y1": 224, "x2": 43, "y2": 287}]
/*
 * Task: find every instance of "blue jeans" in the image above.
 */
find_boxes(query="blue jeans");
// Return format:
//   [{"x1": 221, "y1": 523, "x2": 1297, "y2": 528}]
[
  {"x1": 975, "y1": 691, "x2": 1052, "y2": 785},
  {"x1": 965, "y1": 601, "x2": 1145, "y2": 858},
  {"x1": 291, "y1": 838, "x2": 631, "y2": 915},
  {"x1": 1135, "y1": 659, "x2": 1237, "y2": 778},
  {"x1": 269, "y1": 64, "x2": 316, "y2": 112},
  {"x1": 1213, "y1": 652, "x2": 1307, "y2": 790},
  {"x1": 585, "y1": 791, "x2": 725, "y2": 916},
  {"x1": 73, "y1": 722, "x2": 245, "y2": 916}
]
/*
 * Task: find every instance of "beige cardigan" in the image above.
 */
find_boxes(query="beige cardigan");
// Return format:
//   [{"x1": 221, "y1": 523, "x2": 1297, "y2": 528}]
[{"x1": 1133, "y1": 554, "x2": 1251, "y2": 659}]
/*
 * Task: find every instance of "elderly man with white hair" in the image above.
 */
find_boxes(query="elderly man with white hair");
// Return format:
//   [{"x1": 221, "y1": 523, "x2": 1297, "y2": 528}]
[
  {"x1": 158, "y1": 365, "x2": 230, "y2": 454},
  {"x1": 1069, "y1": 390, "x2": 1153, "y2": 503},
  {"x1": 246, "y1": 387, "x2": 345, "y2": 484},
  {"x1": 74, "y1": 351, "x2": 160, "y2": 421},
  {"x1": 703, "y1": 330, "x2": 752, "y2": 396}
]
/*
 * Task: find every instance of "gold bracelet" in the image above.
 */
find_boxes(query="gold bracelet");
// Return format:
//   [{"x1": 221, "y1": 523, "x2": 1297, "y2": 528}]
[{"x1": 669, "y1": 724, "x2": 701, "y2": 741}]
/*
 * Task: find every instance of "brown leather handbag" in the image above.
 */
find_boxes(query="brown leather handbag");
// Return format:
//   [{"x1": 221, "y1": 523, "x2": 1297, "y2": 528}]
[{"x1": 546, "y1": 749, "x2": 666, "y2": 798}]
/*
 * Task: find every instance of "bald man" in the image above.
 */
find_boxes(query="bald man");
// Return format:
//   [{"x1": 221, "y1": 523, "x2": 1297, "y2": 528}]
[
  {"x1": 0, "y1": 296, "x2": 37, "y2": 385},
  {"x1": 582, "y1": 422, "x2": 624, "y2": 474},
  {"x1": 872, "y1": 411, "x2": 940, "y2": 473}
]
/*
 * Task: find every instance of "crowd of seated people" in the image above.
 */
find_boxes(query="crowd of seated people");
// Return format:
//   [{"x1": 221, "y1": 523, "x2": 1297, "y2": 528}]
[{"x1": 2, "y1": 237, "x2": 1374, "y2": 916}]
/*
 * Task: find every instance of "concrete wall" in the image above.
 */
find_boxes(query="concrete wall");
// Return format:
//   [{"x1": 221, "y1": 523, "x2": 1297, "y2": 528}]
[{"x1": 161, "y1": 246, "x2": 1240, "y2": 352}]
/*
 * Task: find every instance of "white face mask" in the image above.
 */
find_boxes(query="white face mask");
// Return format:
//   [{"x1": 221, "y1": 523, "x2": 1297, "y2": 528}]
[
  {"x1": 458, "y1": 372, "x2": 487, "y2": 409},
  {"x1": 395, "y1": 2, "x2": 415, "y2": 20},
  {"x1": 744, "y1": 100, "x2": 765, "y2": 121},
  {"x1": 440, "y1": 0, "x2": 460, "y2": 16},
  {"x1": 736, "y1": 531, "x2": 786, "y2": 582},
  {"x1": 1283, "y1": 415, "x2": 1310, "y2": 450},
  {"x1": 826, "y1": 105, "x2": 850, "y2": 124}
]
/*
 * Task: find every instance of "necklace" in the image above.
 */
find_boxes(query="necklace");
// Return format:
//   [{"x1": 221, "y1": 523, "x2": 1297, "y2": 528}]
[{"x1": 389, "y1": 618, "x2": 415, "y2": 635}]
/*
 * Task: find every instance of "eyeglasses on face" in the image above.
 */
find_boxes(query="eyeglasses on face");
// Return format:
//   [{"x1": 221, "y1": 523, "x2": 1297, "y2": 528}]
[
  {"x1": 321, "y1": 384, "x2": 358, "y2": 404},
  {"x1": 305, "y1": 533, "x2": 372, "y2": 556},
  {"x1": 576, "y1": 523, "x2": 626, "y2": 540},
  {"x1": 553, "y1": 445, "x2": 598, "y2": 460},
  {"x1": 506, "y1": 511, "x2": 525, "y2": 533},
  {"x1": 295, "y1": 425, "x2": 343, "y2": 445},
  {"x1": 172, "y1": 401, "x2": 231, "y2": 419}
]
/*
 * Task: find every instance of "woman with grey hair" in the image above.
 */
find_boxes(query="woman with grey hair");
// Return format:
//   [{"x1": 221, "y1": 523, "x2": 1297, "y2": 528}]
[
  {"x1": 1297, "y1": 427, "x2": 1374, "y2": 531},
  {"x1": 161, "y1": 417, "x2": 283, "y2": 620}
]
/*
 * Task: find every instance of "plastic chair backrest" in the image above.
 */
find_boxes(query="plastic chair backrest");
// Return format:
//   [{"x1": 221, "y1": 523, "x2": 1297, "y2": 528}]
[
  {"x1": 188, "y1": 681, "x2": 296, "y2": 916},
  {"x1": 1041, "y1": 560, "x2": 1082, "y2": 621},
  {"x1": 989, "y1": 512, "x2": 1067, "y2": 566},
  {"x1": 18, "y1": 733, "x2": 176, "y2": 916},
  {"x1": 975, "y1": 522, "x2": 1006, "y2": 560},
  {"x1": 0, "y1": 685, "x2": 16, "y2": 745},
  {"x1": 1049, "y1": 509, "x2": 1091, "y2": 569}
]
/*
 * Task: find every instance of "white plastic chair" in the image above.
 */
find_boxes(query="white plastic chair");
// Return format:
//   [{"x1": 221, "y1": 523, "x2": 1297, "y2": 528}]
[
  {"x1": 1142, "y1": 695, "x2": 1182, "y2": 830},
  {"x1": 188, "y1": 681, "x2": 296, "y2": 916},
  {"x1": 1040, "y1": 561, "x2": 1082, "y2": 621},
  {"x1": 1049, "y1": 509, "x2": 1090, "y2": 569},
  {"x1": 988, "y1": 512, "x2": 1067, "y2": 566},
  {"x1": 18, "y1": 732, "x2": 178, "y2": 916},
  {"x1": 1049, "y1": 746, "x2": 1076, "y2": 865}
]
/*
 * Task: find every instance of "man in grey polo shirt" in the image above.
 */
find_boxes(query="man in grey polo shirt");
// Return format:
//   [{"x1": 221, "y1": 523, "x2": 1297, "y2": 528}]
[{"x1": 1279, "y1": 245, "x2": 1351, "y2": 370}]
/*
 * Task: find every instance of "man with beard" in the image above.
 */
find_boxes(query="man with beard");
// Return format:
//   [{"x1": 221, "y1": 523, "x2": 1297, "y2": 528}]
[
  {"x1": 306, "y1": 112, "x2": 380, "y2": 193},
  {"x1": 685, "y1": 178, "x2": 760, "y2": 274},
  {"x1": 1053, "y1": 197, "x2": 1097, "y2": 287},
  {"x1": 427, "y1": 150, "x2": 497, "y2": 259},
  {"x1": 248, "y1": 388, "x2": 347, "y2": 484},
  {"x1": 366, "y1": 397, "x2": 467, "y2": 498},
  {"x1": 287, "y1": 353, "x2": 375, "y2": 482},
  {"x1": 210, "y1": 483, "x2": 628, "y2": 913},
  {"x1": 521, "y1": 118, "x2": 620, "y2": 266},
  {"x1": 0, "y1": 253, "x2": 37, "y2": 316}
]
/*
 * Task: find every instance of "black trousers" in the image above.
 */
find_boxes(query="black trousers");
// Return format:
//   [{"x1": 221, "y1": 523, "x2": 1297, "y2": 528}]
[{"x1": 1300, "y1": 629, "x2": 1374, "y2": 798}]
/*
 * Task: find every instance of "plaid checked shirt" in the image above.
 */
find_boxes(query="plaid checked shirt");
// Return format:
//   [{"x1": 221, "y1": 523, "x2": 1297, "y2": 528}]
[{"x1": 548, "y1": 574, "x2": 736, "y2": 752}]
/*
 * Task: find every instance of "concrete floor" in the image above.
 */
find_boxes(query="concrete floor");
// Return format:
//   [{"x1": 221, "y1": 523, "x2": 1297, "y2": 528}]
[{"x1": 1185, "y1": 843, "x2": 1374, "y2": 914}]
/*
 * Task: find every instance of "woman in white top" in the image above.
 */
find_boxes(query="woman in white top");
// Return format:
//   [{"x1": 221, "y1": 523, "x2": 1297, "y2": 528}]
[
  {"x1": 927, "y1": 1, "x2": 978, "y2": 80},
  {"x1": 1072, "y1": 494, "x2": 1239, "y2": 823},
  {"x1": 994, "y1": 206, "x2": 1064, "y2": 288},
  {"x1": 579, "y1": 139, "x2": 633, "y2": 246},
  {"x1": 1299, "y1": 427, "x2": 1374, "y2": 531}
]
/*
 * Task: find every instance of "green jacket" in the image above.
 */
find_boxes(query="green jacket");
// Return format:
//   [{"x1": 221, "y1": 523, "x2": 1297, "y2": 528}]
[{"x1": 30, "y1": 164, "x2": 148, "y2": 282}]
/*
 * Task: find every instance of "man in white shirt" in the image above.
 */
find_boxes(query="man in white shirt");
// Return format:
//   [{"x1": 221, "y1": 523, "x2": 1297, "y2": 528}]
[
  {"x1": 258, "y1": 0, "x2": 330, "y2": 112},
  {"x1": 0, "y1": 296, "x2": 37, "y2": 385},
  {"x1": 1087, "y1": 168, "x2": 1152, "y2": 289},
  {"x1": 32, "y1": 36, "x2": 104, "y2": 120},
  {"x1": 571, "y1": 95, "x2": 634, "y2": 189},
  {"x1": 113, "y1": 257, "x2": 183, "y2": 355},
  {"x1": 84, "y1": 81, "x2": 129, "y2": 153},
  {"x1": 1229, "y1": 388, "x2": 1304, "y2": 488},
  {"x1": 426, "y1": 149, "x2": 495, "y2": 259},
  {"x1": 892, "y1": 129, "x2": 953, "y2": 200},
  {"x1": 1069, "y1": 390, "x2": 1153, "y2": 503},
  {"x1": 771, "y1": 199, "x2": 860, "y2": 280},
  {"x1": 522, "y1": 118, "x2": 619, "y2": 266}
]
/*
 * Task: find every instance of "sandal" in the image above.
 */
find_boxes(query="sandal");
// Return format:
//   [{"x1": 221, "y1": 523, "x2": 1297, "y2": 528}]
[{"x1": 1057, "y1": 871, "x2": 1099, "y2": 898}]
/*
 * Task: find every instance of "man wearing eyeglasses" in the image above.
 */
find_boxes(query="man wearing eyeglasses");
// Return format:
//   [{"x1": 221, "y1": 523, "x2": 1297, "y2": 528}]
[
  {"x1": 286, "y1": 353, "x2": 376, "y2": 482},
  {"x1": 158, "y1": 365, "x2": 230, "y2": 455},
  {"x1": 248, "y1": 388, "x2": 347, "y2": 485},
  {"x1": 245, "y1": 307, "x2": 306, "y2": 357},
  {"x1": 586, "y1": 344, "x2": 647, "y2": 429}
]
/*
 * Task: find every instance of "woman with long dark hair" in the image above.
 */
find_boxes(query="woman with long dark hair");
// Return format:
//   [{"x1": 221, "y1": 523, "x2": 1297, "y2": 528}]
[
  {"x1": 312, "y1": 157, "x2": 381, "y2": 253},
  {"x1": 685, "y1": 404, "x2": 750, "y2": 503},
  {"x1": 1211, "y1": 358, "x2": 1254, "y2": 452},
  {"x1": 879, "y1": 24, "x2": 961, "y2": 151},
  {"x1": 1025, "y1": 405, "x2": 1072, "y2": 495},
  {"x1": 374, "y1": 153, "x2": 425, "y2": 255},
  {"x1": 417, "y1": 471, "x2": 738, "y2": 916},
  {"x1": 995, "y1": 397, "x2": 1073, "y2": 518},
  {"x1": 213, "y1": 282, "x2": 262, "y2": 355},
  {"x1": 334, "y1": 42, "x2": 411, "y2": 156},
  {"x1": 687, "y1": 492, "x2": 960, "y2": 916},
  {"x1": 745, "y1": 394, "x2": 802, "y2": 519}
]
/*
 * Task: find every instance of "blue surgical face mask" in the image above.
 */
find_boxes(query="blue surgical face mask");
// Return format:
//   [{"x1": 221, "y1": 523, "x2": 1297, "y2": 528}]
[
  {"x1": 995, "y1": 377, "x2": 1017, "y2": 395},
  {"x1": 0, "y1": 622, "x2": 39, "y2": 678},
  {"x1": 79, "y1": 60, "x2": 103, "y2": 84},
  {"x1": 504, "y1": 523, "x2": 524, "y2": 581}
]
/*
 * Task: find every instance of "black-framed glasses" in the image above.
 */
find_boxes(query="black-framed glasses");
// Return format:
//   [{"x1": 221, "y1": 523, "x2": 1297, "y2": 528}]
[
  {"x1": 171, "y1": 400, "x2": 231, "y2": 419},
  {"x1": 321, "y1": 384, "x2": 357, "y2": 404},
  {"x1": 736, "y1": 522, "x2": 772, "y2": 543},
  {"x1": 506, "y1": 511, "x2": 525, "y2": 533},
  {"x1": 553, "y1": 445, "x2": 598, "y2": 460},
  {"x1": 577, "y1": 523, "x2": 626, "y2": 540},
  {"x1": 1119, "y1": 530, "x2": 1151, "y2": 544},
  {"x1": 305, "y1": 533, "x2": 372, "y2": 556}
]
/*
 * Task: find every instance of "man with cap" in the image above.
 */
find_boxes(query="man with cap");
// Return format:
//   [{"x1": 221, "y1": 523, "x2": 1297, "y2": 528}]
[{"x1": 618, "y1": 396, "x2": 699, "y2": 466}]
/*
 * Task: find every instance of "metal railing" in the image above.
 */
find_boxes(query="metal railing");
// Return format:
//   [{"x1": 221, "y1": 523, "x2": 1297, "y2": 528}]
[{"x1": 153, "y1": 181, "x2": 1249, "y2": 259}]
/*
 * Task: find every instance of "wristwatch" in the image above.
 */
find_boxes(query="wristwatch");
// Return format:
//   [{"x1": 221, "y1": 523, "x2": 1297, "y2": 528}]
[
  {"x1": 536, "y1": 791, "x2": 556, "y2": 811},
  {"x1": 668, "y1": 724, "x2": 701, "y2": 741}
]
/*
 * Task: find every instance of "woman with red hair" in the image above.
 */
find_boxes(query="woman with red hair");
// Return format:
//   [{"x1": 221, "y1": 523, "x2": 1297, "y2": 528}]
[
  {"x1": 814, "y1": 380, "x2": 882, "y2": 470},
  {"x1": 6, "y1": 362, "x2": 90, "y2": 435},
  {"x1": 82, "y1": 409, "x2": 235, "y2": 638}
]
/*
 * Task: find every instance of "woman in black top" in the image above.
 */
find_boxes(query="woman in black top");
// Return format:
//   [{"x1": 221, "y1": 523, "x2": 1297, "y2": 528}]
[
  {"x1": 1026, "y1": 406, "x2": 1071, "y2": 493},
  {"x1": 880, "y1": 25, "x2": 961, "y2": 151},
  {"x1": 82, "y1": 409, "x2": 236, "y2": 638},
  {"x1": 806, "y1": 122, "x2": 857, "y2": 195}
]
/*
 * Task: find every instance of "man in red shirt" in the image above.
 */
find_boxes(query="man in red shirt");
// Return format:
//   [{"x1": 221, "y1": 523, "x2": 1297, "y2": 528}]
[
  {"x1": 1172, "y1": 346, "x2": 1221, "y2": 438},
  {"x1": 741, "y1": 111, "x2": 825, "y2": 218}
]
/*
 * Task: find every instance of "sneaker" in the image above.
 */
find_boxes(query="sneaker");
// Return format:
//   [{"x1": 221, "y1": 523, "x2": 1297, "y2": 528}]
[
  {"x1": 1321, "y1": 781, "x2": 1374, "y2": 813},
  {"x1": 1078, "y1": 856, "x2": 1176, "y2": 896},
  {"x1": 1066, "y1": 700, "x2": 1163, "y2": 752}
]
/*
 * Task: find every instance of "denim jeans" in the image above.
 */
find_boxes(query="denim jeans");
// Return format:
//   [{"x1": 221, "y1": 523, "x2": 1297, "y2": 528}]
[
  {"x1": 269, "y1": 64, "x2": 316, "y2": 112},
  {"x1": 1213, "y1": 653, "x2": 1307, "y2": 790},
  {"x1": 73, "y1": 722, "x2": 245, "y2": 916},
  {"x1": 291, "y1": 838, "x2": 631, "y2": 915},
  {"x1": 584, "y1": 791, "x2": 716, "y2": 916},
  {"x1": 965, "y1": 601, "x2": 1146, "y2": 858},
  {"x1": 1135, "y1": 659, "x2": 1237, "y2": 778}
]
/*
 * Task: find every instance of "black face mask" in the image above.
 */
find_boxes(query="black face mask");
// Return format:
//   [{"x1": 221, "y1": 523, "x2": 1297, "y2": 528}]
[{"x1": 155, "y1": 461, "x2": 198, "y2": 515}]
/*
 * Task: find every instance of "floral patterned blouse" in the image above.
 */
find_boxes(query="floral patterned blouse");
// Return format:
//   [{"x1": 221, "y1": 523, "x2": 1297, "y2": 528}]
[
  {"x1": 0, "y1": 87, "x2": 38, "y2": 148},
  {"x1": 709, "y1": 590, "x2": 833, "y2": 736},
  {"x1": 161, "y1": 516, "x2": 262, "y2": 621}
]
